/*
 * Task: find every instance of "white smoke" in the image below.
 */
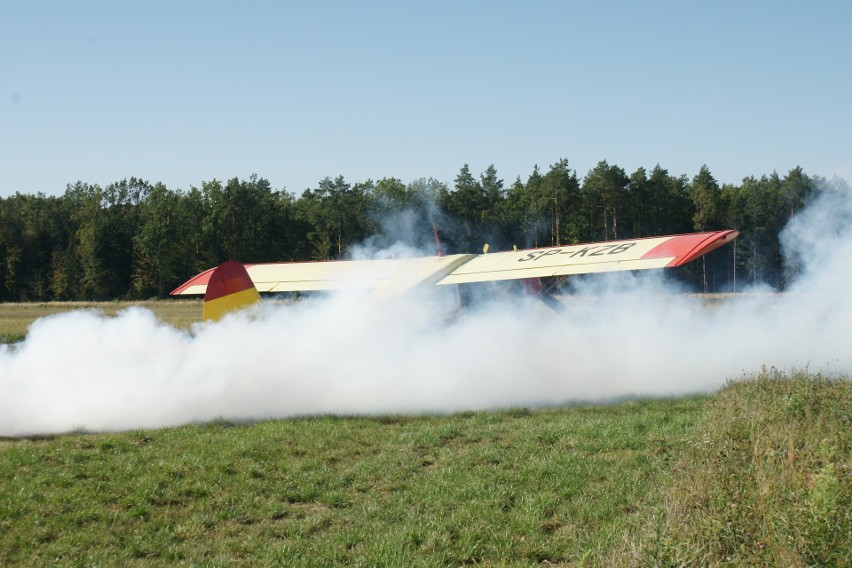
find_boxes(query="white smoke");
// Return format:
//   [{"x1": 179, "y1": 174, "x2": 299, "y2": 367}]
[{"x1": 2, "y1": 180, "x2": 851, "y2": 436}]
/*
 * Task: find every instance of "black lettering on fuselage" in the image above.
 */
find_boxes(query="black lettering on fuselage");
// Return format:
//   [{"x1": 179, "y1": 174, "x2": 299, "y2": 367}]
[
  {"x1": 569, "y1": 246, "x2": 595, "y2": 258},
  {"x1": 518, "y1": 241, "x2": 638, "y2": 262},
  {"x1": 519, "y1": 249, "x2": 562, "y2": 262},
  {"x1": 588, "y1": 244, "x2": 616, "y2": 256},
  {"x1": 608, "y1": 242, "x2": 636, "y2": 255}
]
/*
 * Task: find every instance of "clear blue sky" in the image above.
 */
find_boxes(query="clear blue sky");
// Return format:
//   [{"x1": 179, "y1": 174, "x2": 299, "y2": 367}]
[{"x1": 2, "y1": 0, "x2": 850, "y2": 198}]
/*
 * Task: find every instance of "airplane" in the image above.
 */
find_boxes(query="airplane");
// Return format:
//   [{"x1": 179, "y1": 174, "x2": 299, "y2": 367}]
[{"x1": 170, "y1": 230, "x2": 739, "y2": 321}]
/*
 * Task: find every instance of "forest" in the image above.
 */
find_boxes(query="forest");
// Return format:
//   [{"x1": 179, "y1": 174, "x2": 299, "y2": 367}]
[{"x1": 0, "y1": 160, "x2": 828, "y2": 301}]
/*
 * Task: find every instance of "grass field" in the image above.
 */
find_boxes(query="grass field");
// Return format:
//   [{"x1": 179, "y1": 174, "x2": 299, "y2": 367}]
[
  {"x1": 0, "y1": 299, "x2": 202, "y2": 344},
  {"x1": 1, "y1": 302, "x2": 849, "y2": 566},
  {"x1": 1, "y1": 398, "x2": 704, "y2": 566}
]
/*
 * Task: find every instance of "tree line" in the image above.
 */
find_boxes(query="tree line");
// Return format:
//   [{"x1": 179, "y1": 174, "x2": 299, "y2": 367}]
[{"x1": 0, "y1": 161, "x2": 825, "y2": 301}]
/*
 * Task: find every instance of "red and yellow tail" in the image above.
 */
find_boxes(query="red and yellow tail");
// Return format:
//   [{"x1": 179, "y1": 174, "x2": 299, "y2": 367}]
[{"x1": 202, "y1": 261, "x2": 261, "y2": 321}]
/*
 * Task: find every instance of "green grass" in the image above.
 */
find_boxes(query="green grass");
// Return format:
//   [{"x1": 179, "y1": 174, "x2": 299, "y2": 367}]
[
  {"x1": 609, "y1": 368, "x2": 851, "y2": 567},
  {"x1": 2, "y1": 398, "x2": 705, "y2": 566},
  {"x1": 3, "y1": 371, "x2": 848, "y2": 566}
]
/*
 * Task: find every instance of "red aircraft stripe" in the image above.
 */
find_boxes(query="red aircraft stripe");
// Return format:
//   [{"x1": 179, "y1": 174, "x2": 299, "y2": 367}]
[
  {"x1": 642, "y1": 230, "x2": 738, "y2": 267},
  {"x1": 169, "y1": 267, "x2": 214, "y2": 295},
  {"x1": 204, "y1": 261, "x2": 256, "y2": 302}
]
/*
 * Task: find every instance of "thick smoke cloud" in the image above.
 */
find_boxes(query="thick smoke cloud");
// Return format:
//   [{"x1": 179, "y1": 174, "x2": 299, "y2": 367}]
[{"x1": 2, "y1": 180, "x2": 850, "y2": 436}]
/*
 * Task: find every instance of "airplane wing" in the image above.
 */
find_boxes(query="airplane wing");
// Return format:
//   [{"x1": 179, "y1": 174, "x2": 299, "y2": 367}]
[
  {"x1": 436, "y1": 230, "x2": 738, "y2": 285},
  {"x1": 170, "y1": 254, "x2": 475, "y2": 296},
  {"x1": 170, "y1": 230, "x2": 738, "y2": 297}
]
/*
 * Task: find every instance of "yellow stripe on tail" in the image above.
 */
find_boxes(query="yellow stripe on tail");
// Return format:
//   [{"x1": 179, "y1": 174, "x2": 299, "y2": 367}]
[{"x1": 202, "y1": 261, "x2": 261, "y2": 321}]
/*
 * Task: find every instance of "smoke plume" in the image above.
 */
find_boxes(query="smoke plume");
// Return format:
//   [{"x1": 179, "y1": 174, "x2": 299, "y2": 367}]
[{"x1": 1, "y1": 179, "x2": 850, "y2": 436}]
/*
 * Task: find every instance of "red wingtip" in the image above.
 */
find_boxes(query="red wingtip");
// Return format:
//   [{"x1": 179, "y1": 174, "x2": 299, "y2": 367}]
[
  {"x1": 170, "y1": 266, "x2": 216, "y2": 295},
  {"x1": 643, "y1": 230, "x2": 739, "y2": 267}
]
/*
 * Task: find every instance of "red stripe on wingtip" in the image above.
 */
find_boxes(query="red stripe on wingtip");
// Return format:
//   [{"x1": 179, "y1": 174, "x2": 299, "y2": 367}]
[
  {"x1": 169, "y1": 267, "x2": 216, "y2": 295},
  {"x1": 204, "y1": 261, "x2": 255, "y2": 302},
  {"x1": 642, "y1": 230, "x2": 739, "y2": 267}
]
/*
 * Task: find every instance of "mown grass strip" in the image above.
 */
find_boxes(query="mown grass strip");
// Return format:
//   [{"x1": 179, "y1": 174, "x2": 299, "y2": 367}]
[{"x1": 1, "y1": 398, "x2": 704, "y2": 566}]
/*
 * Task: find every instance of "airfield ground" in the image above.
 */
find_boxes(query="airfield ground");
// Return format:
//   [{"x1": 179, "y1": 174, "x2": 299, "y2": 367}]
[
  {"x1": 0, "y1": 299, "x2": 203, "y2": 344},
  {"x1": 0, "y1": 294, "x2": 742, "y2": 345},
  {"x1": 0, "y1": 301, "x2": 849, "y2": 565}
]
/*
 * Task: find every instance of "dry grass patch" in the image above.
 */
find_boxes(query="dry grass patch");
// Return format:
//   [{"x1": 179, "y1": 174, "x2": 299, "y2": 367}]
[{"x1": 0, "y1": 299, "x2": 202, "y2": 343}]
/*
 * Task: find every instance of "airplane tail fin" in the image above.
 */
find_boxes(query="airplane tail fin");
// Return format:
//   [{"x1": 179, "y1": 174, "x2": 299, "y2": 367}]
[{"x1": 202, "y1": 261, "x2": 261, "y2": 321}]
